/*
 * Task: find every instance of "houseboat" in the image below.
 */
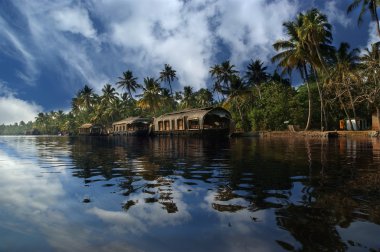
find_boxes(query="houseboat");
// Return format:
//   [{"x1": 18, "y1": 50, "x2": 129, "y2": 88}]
[
  {"x1": 112, "y1": 117, "x2": 153, "y2": 136},
  {"x1": 151, "y1": 107, "x2": 232, "y2": 137},
  {"x1": 78, "y1": 123, "x2": 107, "y2": 136}
]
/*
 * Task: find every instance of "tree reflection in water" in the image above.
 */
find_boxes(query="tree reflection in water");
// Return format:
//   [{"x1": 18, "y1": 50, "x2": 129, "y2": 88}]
[{"x1": 66, "y1": 136, "x2": 380, "y2": 251}]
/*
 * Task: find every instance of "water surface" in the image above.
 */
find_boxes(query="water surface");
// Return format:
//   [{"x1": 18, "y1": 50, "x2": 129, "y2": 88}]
[{"x1": 0, "y1": 136, "x2": 379, "y2": 251}]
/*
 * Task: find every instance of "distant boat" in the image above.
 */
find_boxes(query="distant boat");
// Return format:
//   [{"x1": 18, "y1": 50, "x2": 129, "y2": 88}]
[
  {"x1": 112, "y1": 117, "x2": 152, "y2": 136},
  {"x1": 78, "y1": 123, "x2": 107, "y2": 136},
  {"x1": 151, "y1": 107, "x2": 233, "y2": 137}
]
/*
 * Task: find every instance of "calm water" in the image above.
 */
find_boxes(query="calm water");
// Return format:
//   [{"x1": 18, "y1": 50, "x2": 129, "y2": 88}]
[{"x1": 0, "y1": 136, "x2": 380, "y2": 252}]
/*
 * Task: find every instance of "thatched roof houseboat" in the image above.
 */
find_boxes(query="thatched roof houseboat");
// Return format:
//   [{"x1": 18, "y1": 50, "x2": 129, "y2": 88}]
[
  {"x1": 112, "y1": 117, "x2": 152, "y2": 136},
  {"x1": 78, "y1": 123, "x2": 107, "y2": 136},
  {"x1": 152, "y1": 107, "x2": 232, "y2": 137}
]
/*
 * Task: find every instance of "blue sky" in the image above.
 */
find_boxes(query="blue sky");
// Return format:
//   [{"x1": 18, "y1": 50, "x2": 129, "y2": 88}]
[{"x1": 0, "y1": 0, "x2": 378, "y2": 124}]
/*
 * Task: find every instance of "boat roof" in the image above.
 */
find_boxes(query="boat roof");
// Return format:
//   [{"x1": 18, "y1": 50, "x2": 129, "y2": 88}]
[
  {"x1": 154, "y1": 107, "x2": 231, "y2": 121},
  {"x1": 112, "y1": 117, "x2": 152, "y2": 125},
  {"x1": 79, "y1": 123, "x2": 93, "y2": 129}
]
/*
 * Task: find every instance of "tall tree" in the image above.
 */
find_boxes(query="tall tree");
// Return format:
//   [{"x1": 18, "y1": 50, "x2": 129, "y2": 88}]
[
  {"x1": 137, "y1": 77, "x2": 162, "y2": 115},
  {"x1": 194, "y1": 88, "x2": 214, "y2": 108},
  {"x1": 347, "y1": 0, "x2": 380, "y2": 37},
  {"x1": 299, "y1": 8, "x2": 333, "y2": 130},
  {"x1": 79, "y1": 85, "x2": 95, "y2": 112},
  {"x1": 180, "y1": 86, "x2": 195, "y2": 109},
  {"x1": 209, "y1": 61, "x2": 238, "y2": 102},
  {"x1": 244, "y1": 59, "x2": 269, "y2": 99},
  {"x1": 272, "y1": 16, "x2": 313, "y2": 130},
  {"x1": 116, "y1": 70, "x2": 140, "y2": 99},
  {"x1": 159, "y1": 64, "x2": 177, "y2": 97},
  {"x1": 222, "y1": 75, "x2": 252, "y2": 131}
]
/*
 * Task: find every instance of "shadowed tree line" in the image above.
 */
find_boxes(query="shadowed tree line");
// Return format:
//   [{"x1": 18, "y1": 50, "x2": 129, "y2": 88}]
[{"x1": 1, "y1": 3, "x2": 380, "y2": 135}]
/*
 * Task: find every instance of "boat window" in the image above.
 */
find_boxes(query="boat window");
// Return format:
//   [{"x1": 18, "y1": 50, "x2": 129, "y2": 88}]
[
  {"x1": 164, "y1": 120, "x2": 170, "y2": 131},
  {"x1": 188, "y1": 119, "x2": 199, "y2": 129},
  {"x1": 177, "y1": 119, "x2": 184, "y2": 130},
  {"x1": 158, "y1": 121, "x2": 163, "y2": 131}
]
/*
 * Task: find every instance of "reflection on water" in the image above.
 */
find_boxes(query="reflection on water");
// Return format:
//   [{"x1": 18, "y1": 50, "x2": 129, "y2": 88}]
[{"x1": 0, "y1": 136, "x2": 380, "y2": 251}]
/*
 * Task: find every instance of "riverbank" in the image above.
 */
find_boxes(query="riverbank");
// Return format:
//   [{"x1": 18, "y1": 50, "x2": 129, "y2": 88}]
[{"x1": 232, "y1": 130, "x2": 379, "y2": 138}]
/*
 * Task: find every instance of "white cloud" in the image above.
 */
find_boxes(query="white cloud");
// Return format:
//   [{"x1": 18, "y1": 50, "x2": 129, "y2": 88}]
[
  {"x1": 4, "y1": 0, "x2": 300, "y2": 96},
  {"x1": 0, "y1": 82, "x2": 42, "y2": 124},
  {"x1": 0, "y1": 97, "x2": 42, "y2": 124},
  {"x1": 102, "y1": 0, "x2": 298, "y2": 89},
  {"x1": 215, "y1": 0, "x2": 299, "y2": 67},
  {"x1": 51, "y1": 7, "x2": 97, "y2": 39},
  {"x1": 367, "y1": 22, "x2": 380, "y2": 47},
  {"x1": 0, "y1": 16, "x2": 39, "y2": 85},
  {"x1": 324, "y1": 1, "x2": 351, "y2": 28}
]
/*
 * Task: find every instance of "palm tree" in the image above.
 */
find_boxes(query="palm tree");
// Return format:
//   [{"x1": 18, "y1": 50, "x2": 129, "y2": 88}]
[
  {"x1": 194, "y1": 88, "x2": 214, "y2": 107},
  {"x1": 272, "y1": 16, "x2": 313, "y2": 130},
  {"x1": 298, "y1": 9, "x2": 333, "y2": 72},
  {"x1": 299, "y1": 9, "x2": 334, "y2": 130},
  {"x1": 347, "y1": 0, "x2": 380, "y2": 37},
  {"x1": 222, "y1": 75, "x2": 252, "y2": 131},
  {"x1": 79, "y1": 85, "x2": 95, "y2": 112},
  {"x1": 159, "y1": 64, "x2": 177, "y2": 97},
  {"x1": 101, "y1": 84, "x2": 118, "y2": 104},
  {"x1": 116, "y1": 70, "x2": 140, "y2": 99},
  {"x1": 209, "y1": 61, "x2": 238, "y2": 102},
  {"x1": 137, "y1": 77, "x2": 162, "y2": 115},
  {"x1": 245, "y1": 59, "x2": 269, "y2": 99},
  {"x1": 95, "y1": 84, "x2": 119, "y2": 126},
  {"x1": 180, "y1": 86, "x2": 195, "y2": 109}
]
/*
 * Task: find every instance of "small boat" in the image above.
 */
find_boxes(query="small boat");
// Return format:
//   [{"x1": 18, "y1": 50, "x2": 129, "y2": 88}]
[
  {"x1": 78, "y1": 123, "x2": 107, "y2": 136},
  {"x1": 112, "y1": 117, "x2": 153, "y2": 136},
  {"x1": 151, "y1": 107, "x2": 233, "y2": 137}
]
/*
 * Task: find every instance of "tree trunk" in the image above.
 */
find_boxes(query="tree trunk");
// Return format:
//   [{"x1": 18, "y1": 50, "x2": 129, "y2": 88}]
[
  {"x1": 339, "y1": 94, "x2": 353, "y2": 130},
  {"x1": 312, "y1": 67, "x2": 327, "y2": 131},
  {"x1": 303, "y1": 65, "x2": 312, "y2": 131},
  {"x1": 346, "y1": 84, "x2": 358, "y2": 130},
  {"x1": 377, "y1": 106, "x2": 380, "y2": 131}
]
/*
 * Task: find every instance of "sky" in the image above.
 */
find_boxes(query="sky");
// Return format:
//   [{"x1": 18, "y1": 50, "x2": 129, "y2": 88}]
[{"x1": 0, "y1": 0, "x2": 378, "y2": 124}]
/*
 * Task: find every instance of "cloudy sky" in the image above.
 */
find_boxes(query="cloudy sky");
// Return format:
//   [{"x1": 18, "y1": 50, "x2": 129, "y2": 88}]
[{"x1": 0, "y1": 0, "x2": 378, "y2": 124}]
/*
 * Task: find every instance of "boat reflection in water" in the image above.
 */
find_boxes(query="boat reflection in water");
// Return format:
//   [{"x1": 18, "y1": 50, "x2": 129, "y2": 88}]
[{"x1": 0, "y1": 135, "x2": 379, "y2": 251}]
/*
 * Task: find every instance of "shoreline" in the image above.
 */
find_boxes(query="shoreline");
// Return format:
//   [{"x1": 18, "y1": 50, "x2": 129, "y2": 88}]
[{"x1": 232, "y1": 130, "x2": 380, "y2": 138}]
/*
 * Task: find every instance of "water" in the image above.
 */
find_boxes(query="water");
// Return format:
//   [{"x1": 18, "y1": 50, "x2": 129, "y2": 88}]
[{"x1": 0, "y1": 136, "x2": 379, "y2": 252}]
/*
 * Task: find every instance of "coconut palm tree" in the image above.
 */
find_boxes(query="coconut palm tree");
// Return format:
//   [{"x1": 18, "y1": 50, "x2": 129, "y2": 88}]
[
  {"x1": 79, "y1": 85, "x2": 95, "y2": 112},
  {"x1": 137, "y1": 77, "x2": 162, "y2": 115},
  {"x1": 194, "y1": 88, "x2": 214, "y2": 107},
  {"x1": 101, "y1": 84, "x2": 118, "y2": 104},
  {"x1": 180, "y1": 86, "x2": 195, "y2": 109},
  {"x1": 222, "y1": 75, "x2": 252, "y2": 131},
  {"x1": 298, "y1": 9, "x2": 334, "y2": 130},
  {"x1": 298, "y1": 8, "x2": 333, "y2": 72},
  {"x1": 347, "y1": 0, "x2": 380, "y2": 37},
  {"x1": 272, "y1": 17, "x2": 313, "y2": 130},
  {"x1": 159, "y1": 64, "x2": 177, "y2": 97},
  {"x1": 210, "y1": 61, "x2": 238, "y2": 102},
  {"x1": 116, "y1": 70, "x2": 140, "y2": 99},
  {"x1": 244, "y1": 59, "x2": 269, "y2": 99}
]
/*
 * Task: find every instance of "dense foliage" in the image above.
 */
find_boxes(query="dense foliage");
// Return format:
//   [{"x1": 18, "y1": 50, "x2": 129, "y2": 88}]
[{"x1": 1, "y1": 4, "x2": 380, "y2": 135}]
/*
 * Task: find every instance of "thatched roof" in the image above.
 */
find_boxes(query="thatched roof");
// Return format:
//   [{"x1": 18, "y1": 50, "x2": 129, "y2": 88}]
[
  {"x1": 154, "y1": 107, "x2": 231, "y2": 121},
  {"x1": 79, "y1": 123, "x2": 93, "y2": 129},
  {"x1": 112, "y1": 117, "x2": 152, "y2": 126}
]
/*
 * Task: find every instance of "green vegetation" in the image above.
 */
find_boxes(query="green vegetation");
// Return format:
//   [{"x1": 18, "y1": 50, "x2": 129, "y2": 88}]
[{"x1": 1, "y1": 5, "x2": 380, "y2": 135}]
